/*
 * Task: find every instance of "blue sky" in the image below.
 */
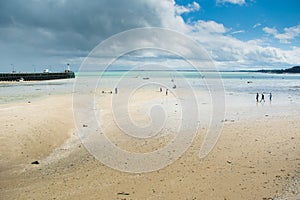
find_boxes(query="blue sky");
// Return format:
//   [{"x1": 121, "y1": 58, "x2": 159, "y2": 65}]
[
  {"x1": 0, "y1": 0, "x2": 299, "y2": 72},
  {"x1": 177, "y1": 0, "x2": 300, "y2": 46}
]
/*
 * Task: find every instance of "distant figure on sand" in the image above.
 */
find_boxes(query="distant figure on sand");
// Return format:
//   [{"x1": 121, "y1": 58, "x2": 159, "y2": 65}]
[
  {"x1": 166, "y1": 89, "x2": 168, "y2": 96},
  {"x1": 260, "y1": 93, "x2": 265, "y2": 102},
  {"x1": 269, "y1": 92, "x2": 272, "y2": 102},
  {"x1": 115, "y1": 88, "x2": 118, "y2": 94},
  {"x1": 256, "y1": 93, "x2": 259, "y2": 102},
  {"x1": 160, "y1": 87, "x2": 162, "y2": 92}
]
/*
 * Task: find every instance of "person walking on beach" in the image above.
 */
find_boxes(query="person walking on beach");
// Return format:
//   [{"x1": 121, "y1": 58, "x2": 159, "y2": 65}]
[
  {"x1": 160, "y1": 87, "x2": 162, "y2": 92},
  {"x1": 260, "y1": 93, "x2": 265, "y2": 102},
  {"x1": 269, "y1": 92, "x2": 272, "y2": 102},
  {"x1": 115, "y1": 88, "x2": 118, "y2": 94},
  {"x1": 166, "y1": 89, "x2": 168, "y2": 96},
  {"x1": 256, "y1": 93, "x2": 259, "y2": 102}
]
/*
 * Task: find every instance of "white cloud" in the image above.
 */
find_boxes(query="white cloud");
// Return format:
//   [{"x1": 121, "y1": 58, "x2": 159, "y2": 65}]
[
  {"x1": 175, "y1": 1, "x2": 200, "y2": 15},
  {"x1": 216, "y1": 0, "x2": 246, "y2": 6},
  {"x1": 187, "y1": 24, "x2": 300, "y2": 69},
  {"x1": 263, "y1": 24, "x2": 300, "y2": 44},
  {"x1": 263, "y1": 27, "x2": 278, "y2": 35},
  {"x1": 253, "y1": 23, "x2": 261, "y2": 28},
  {"x1": 231, "y1": 30, "x2": 245, "y2": 34},
  {"x1": 192, "y1": 20, "x2": 227, "y2": 34}
]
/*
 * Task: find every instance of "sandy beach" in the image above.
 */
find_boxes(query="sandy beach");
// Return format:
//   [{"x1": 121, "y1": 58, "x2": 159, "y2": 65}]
[
  {"x1": 1, "y1": 0, "x2": 300, "y2": 198},
  {"x1": 0, "y1": 85, "x2": 299, "y2": 200}
]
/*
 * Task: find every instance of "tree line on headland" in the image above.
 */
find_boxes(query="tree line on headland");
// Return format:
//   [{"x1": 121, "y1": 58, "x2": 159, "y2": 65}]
[{"x1": 257, "y1": 66, "x2": 300, "y2": 74}]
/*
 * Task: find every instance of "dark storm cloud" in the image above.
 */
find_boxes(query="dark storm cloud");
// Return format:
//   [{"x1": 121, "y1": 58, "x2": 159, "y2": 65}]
[{"x1": 0, "y1": 0, "x2": 164, "y2": 70}]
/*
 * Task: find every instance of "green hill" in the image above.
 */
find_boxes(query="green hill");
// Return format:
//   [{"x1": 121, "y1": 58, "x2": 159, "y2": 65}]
[{"x1": 257, "y1": 66, "x2": 300, "y2": 74}]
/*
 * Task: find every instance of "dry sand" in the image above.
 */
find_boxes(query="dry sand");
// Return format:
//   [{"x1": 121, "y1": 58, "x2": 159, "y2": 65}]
[{"x1": 0, "y1": 92, "x2": 299, "y2": 200}]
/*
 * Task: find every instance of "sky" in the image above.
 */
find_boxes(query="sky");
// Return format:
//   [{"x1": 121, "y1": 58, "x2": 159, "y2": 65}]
[{"x1": 0, "y1": 0, "x2": 300, "y2": 72}]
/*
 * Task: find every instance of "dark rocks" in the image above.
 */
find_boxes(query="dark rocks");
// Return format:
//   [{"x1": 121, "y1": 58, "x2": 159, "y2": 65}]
[
  {"x1": 221, "y1": 119, "x2": 235, "y2": 123},
  {"x1": 31, "y1": 161, "x2": 39, "y2": 165},
  {"x1": 117, "y1": 192, "x2": 130, "y2": 195}
]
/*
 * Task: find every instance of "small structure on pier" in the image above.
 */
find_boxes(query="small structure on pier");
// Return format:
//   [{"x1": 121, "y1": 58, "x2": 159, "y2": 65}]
[{"x1": 0, "y1": 64, "x2": 75, "y2": 81}]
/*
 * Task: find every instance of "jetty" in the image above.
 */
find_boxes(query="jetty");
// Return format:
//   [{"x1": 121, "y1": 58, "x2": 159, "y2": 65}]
[{"x1": 0, "y1": 65, "x2": 75, "y2": 81}]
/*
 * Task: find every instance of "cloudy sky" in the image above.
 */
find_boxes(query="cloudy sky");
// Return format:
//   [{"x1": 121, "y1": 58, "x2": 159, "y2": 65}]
[{"x1": 0, "y1": 0, "x2": 300, "y2": 72}]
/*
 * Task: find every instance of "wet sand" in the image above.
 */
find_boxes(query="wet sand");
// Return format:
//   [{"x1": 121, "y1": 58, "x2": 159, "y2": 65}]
[{"x1": 0, "y1": 92, "x2": 299, "y2": 199}]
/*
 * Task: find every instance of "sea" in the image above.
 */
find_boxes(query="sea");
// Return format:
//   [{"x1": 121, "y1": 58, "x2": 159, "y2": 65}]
[{"x1": 1, "y1": 71, "x2": 300, "y2": 109}]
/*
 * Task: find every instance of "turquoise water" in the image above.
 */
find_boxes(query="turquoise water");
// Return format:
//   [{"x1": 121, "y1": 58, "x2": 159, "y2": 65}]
[
  {"x1": 76, "y1": 70, "x2": 300, "y2": 79},
  {"x1": 0, "y1": 79, "x2": 74, "y2": 103},
  {"x1": 1, "y1": 71, "x2": 300, "y2": 104}
]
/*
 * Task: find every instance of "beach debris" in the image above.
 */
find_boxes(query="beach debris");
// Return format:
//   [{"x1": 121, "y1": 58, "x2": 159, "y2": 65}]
[
  {"x1": 247, "y1": 81, "x2": 253, "y2": 84},
  {"x1": 262, "y1": 197, "x2": 273, "y2": 200},
  {"x1": 117, "y1": 192, "x2": 130, "y2": 196},
  {"x1": 226, "y1": 160, "x2": 232, "y2": 164},
  {"x1": 83, "y1": 124, "x2": 88, "y2": 127},
  {"x1": 27, "y1": 101, "x2": 31, "y2": 103},
  {"x1": 221, "y1": 119, "x2": 235, "y2": 123},
  {"x1": 31, "y1": 160, "x2": 39, "y2": 165}
]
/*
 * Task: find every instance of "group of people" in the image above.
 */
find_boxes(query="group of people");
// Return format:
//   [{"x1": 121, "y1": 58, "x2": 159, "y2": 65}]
[
  {"x1": 256, "y1": 92, "x2": 272, "y2": 103},
  {"x1": 101, "y1": 87, "x2": 118, "y2": 94},
  {"x1": 160, "y1": 87, "x2": 168, "y2": 95}
]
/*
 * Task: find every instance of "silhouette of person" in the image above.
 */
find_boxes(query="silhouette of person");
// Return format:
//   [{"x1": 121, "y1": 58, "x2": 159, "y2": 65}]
[
  {"x1": 166, "y1": 89, "x2": 168, "y2": 96},
  {"x1": 260, "y1": 93, "x2": 265, "y2": 102},
  {"x1": 269, "y1": 92, "x2": 272, "y2": 102},
  {"x1": 256, "y1": 93, "x2": 259, "y2": 102}
]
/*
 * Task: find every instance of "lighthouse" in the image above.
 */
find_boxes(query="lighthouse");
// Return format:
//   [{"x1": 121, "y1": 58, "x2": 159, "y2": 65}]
[{"x1": 65, "y1": 64, "x2": 71, "y2": 73}]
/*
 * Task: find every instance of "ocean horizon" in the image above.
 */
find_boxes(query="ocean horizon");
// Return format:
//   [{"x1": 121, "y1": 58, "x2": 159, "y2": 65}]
[{"x1": 1, "y1": 71, "x2": 300, "y2": 107}]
